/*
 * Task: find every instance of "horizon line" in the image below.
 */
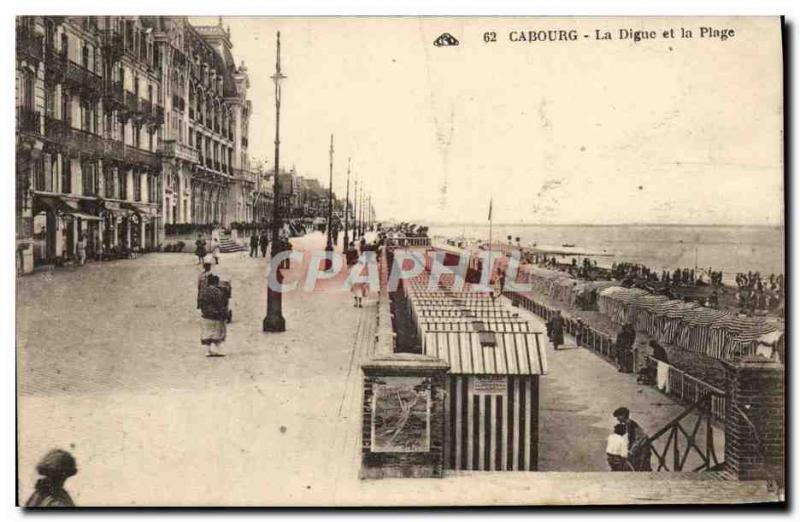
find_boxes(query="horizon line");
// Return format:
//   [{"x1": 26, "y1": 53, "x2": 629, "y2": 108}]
[{"x1": 402, "y1": 221, "x2": 784, "y2": 228}]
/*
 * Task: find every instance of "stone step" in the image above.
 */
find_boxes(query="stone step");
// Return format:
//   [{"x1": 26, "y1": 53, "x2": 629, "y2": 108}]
[{"x1": 218, "y1": 238, "x2": 247, "y2": 253}]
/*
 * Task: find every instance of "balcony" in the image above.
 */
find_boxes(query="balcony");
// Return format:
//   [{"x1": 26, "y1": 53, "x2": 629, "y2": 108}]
[
  {"x1": 102, "y1": 29, "x2": 124, "y2": 63},
  {"x1": 124, "y1": 91, "x2": 140, "y2": 113},
  {"x1": 44, "y1": 45, "x2": 66, "y2": 81},
  {"x1": 48, "y1": 125, "x2": 106, "y2": 158},
  {"x1": 103, "y1": 80, "x2": 126, "y2": 110},
  {"x1": 153, "y1": 105, "x2": 165, "y2": 125},
  {"x1": 161, "y1": 139, "x2": 199, "y2": 163},
  {"x1": 16, "y1": 25, "x2": 44, "y2": 62},
  {"x1": 124, "y1": 146, "x2": 161, "y2": 170},
  {"x1": 64, "y1": 60, "x2": 102, "y2": 94},
  {"x1": 17, "y1": 107, "x2": 41, "y2": 135}
]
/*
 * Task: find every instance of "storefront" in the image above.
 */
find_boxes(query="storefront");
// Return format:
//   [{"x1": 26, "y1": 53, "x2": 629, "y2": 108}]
[{"x1": 31, "y1": 194, "x2": 100, "y2": 265}]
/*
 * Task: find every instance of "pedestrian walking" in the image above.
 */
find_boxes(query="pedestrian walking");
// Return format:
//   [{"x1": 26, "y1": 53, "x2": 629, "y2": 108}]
[
  {"x1": 249, "y1": 232, "x2": 259, "y2": 257},
  {"x1": 546, "y1": 311, "x2": 564, "y2": 350},
  {"x1": 197, "y1": 256, "x2": 214, "y2": 309},
  {"x1": 25, "y1": 449, "x2": 77, "y2": 507},
  {"x1": 199, "y1": 274, "x2": 228, "y2": 357},
  {"x1": 195, "y1": 234, "x2": 206, "y2": 264},
  {"x1": 259, "y1": 232, "x2": 269, "y2": 258},
  {"x1": 210, "y1": 237, "x2": 220, "y2": 265},
  {"x1": 76, "y1": 235, "x2": 87, "y2": 265},
  {"x1": 345, "y1": 241, "x2": 365, "y2": 307}
]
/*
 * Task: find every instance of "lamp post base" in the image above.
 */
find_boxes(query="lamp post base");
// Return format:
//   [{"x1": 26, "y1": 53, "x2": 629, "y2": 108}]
[{"x1": 263, "y1": 311, "x2": 286, "y2": 332}]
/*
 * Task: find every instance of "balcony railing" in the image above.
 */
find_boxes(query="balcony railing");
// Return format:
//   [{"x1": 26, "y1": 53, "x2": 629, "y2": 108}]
[
  {"x1": 64, "y1": 60, "x2": 102, "y2": 93},
  {"x1": 153, "y1": 105, "x2": 165, "y2": 125},
  {"x1": 16, "y1": 25, "x2": 44, "y2": 62},
  {"x1": 161, "y1": 139, "x2": 199, "y2": 163},
  {"x1": 124, "y1": 91, "x2": 140, "y2": 113},
  {"x1": 140, "y1": 97, "x2": 153, "y2": 116},
  {"x1": 17, "y1": 107, "x2": 41, "y2": 135},
  {"x1": 44, "y1": 45, "x2": 67, "y2": 80},
  {"x1": 103, "y1": 80, "x2": 126, "y2": 109},
  {"x1": 102, "y1": 29, "x2": 124, "y2": 63},
  {"x1": 124, "y1": 145, "x2": 161, "y2": 170}
]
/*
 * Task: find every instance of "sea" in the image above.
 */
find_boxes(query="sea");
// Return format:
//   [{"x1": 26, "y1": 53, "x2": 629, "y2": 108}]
[{"x1": 427, "y1": 224, "x2": 785, "y2": 283}]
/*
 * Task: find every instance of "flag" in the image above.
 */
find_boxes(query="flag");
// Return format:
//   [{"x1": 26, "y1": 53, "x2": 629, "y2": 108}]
[{"x1": 488, "y1": 197, "x2": 493, "y2": 221}]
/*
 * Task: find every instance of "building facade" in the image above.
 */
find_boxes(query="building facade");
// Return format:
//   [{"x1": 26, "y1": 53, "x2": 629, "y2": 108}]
[
  {"x1": 16, "y1": 16, "x2": 165, "y2": 272},
  {"x1": 149, "y1": 16, "x2": 255, "y2": 230},
  {"x1": 15, "y1": 16, "x2": 255, "y2": 273}
]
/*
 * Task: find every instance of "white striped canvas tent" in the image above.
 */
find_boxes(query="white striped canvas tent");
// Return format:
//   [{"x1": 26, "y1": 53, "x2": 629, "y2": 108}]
[
  {"x1": 596, "y1": 286, "x2": 785, "y2": 361},
  {"x1": 423, "y1": 330, "x2": 547, "y2": 471}
]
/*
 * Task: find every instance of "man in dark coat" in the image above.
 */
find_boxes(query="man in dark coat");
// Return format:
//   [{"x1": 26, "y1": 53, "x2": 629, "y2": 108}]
[
  {"x1": 25, "y1": 449, "x2": 77, "y2": 507},
  {"x1": 613, "y1": 407, "x2": 652, "y2": 471},
  {"x1": 249, "y1": 232, "x2": 259, "y2": 257},
  {"x1": 615, "y1": 323, "x2": 636, "y2": 372},
  {"x1": 546, "y1": 311, "x2": 565, "y2": 350},
  {"x1": 259, "y1": 232, "x2": 269, "y2": 258}
]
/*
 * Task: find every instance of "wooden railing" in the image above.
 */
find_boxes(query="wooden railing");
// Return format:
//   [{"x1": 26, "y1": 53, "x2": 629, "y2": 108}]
[
  {"x1": 385, "y1": 236, "x2": 431, "y2": 248},
  {"x1": 645, "y1": 395, "x2": 723, "y2": 472},
  {"x1": 645, "y1": 355, "x2": 727, "y2": 423}
]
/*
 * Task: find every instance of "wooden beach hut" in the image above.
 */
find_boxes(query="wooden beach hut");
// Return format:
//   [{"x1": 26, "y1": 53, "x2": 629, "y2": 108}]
[{"x1": 422, "y1": 329, "x2": 548, "y2": 471}]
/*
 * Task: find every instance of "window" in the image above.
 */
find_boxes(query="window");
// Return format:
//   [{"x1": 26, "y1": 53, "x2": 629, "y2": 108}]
[
  {"x1": 82, "y1": 161, "x2": 97, "y2": 196},
  {"x1": 61, "y1": 92, "x2": 70, "y2": 124},
  {"x1": 61, "y1": 156, "x2": 71, "y2": 194},
  {"x1": 61, "y1": 33, "x2": 68, "y2": 57},
  {"x1": 104, "y1": 168, "x2": 115, "y2": 198},
  {"x1": 44, "y1": 84, "x2": 56, "y2": 118},
  {"x1": 21, "y1": 70, "x2": 34, "y2": 111},
  {"x1": 35, "y1": 154, "x2": 56, "y2": 193},
  {"x1": 133, "y1": 171, "x2": 141, "y2": 201},
  {"x1": 118, "y1": 170, "x2": 127, "y2": 200},
  {"x1": 82, "y1": 45, "x2": 89, "y2": 69}
]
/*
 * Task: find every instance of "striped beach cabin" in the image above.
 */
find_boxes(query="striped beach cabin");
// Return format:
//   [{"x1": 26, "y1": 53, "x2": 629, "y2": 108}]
[{"x1": 423, "y1": 329, "x2": 548, "y2": 471}]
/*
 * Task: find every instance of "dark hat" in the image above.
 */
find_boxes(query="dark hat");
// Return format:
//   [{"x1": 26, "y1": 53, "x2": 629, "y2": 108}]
[
  {"x1": 613, "y1": 407, "x2": 630, "y2": 418},
  {"x1": 36, "y1": 449, "x2": 77, "y2": 479}
]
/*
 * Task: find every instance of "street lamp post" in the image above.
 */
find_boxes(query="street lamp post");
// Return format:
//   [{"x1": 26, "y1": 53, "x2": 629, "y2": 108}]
[
  {"x1": 264, "y1": 30, "x2": 287, "y2": 333},
  {"x1": 343, "y1": 157, "x2": 350, "y2": 248},
  {"x1": 326, "y1": 134, "x2": 334, "y2": 252},
  {"x1": 353, "y1": 175, "x2": 358, "y2": 242}
]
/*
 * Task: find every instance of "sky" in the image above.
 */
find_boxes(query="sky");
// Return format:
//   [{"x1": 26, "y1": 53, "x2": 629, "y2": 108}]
[{"x1": 193, "y1": 16, "x2": 784, "y2": 226}]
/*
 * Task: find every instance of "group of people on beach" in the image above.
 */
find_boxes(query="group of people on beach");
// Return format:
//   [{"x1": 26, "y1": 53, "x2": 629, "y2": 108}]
[{"x1": 734, "y1": 271, "x2": 784, "y2": 316}]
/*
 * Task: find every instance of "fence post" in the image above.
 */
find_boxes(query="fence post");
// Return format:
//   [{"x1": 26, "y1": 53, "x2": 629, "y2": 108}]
[{"x1": 725, "y1": 357, "x2": 784, "y2": 484}]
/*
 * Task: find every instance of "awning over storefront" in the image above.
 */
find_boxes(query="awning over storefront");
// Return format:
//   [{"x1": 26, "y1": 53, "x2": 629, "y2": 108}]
[{"x1": 33, "y1": 195, "x2": 101, "y2": 221}]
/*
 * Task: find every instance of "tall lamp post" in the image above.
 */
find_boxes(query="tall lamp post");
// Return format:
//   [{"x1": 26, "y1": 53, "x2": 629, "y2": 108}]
[
  {"x1": 264, "y1": 31, "x2": 287, "y2": 333},
  {"x1": 326, "y1": 134, "x2": 334, "y2": 252},
  {"x1": 353, "y1": 174, "x2": 358, "y2": 241},
  {"x1": 343, "y1": 157, "x2": 350, "y2": 248}
]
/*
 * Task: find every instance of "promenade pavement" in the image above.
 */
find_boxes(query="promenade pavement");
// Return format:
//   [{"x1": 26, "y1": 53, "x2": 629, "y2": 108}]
[{"x1": 16, "y1": 233, "x2": 777, "y2": 505}]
